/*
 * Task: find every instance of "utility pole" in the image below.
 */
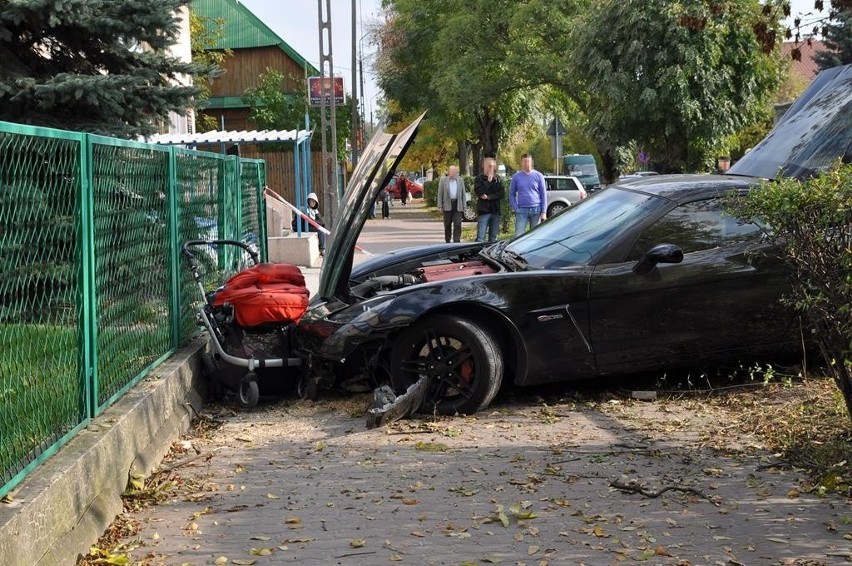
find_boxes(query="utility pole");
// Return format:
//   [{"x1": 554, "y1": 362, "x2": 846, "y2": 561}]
[
  {"x1": 350, "y1": 0, "x2": 359, "y2": 165},
  {"x1": 317, "y1": 0, "x2": 339, "y2": 224}
]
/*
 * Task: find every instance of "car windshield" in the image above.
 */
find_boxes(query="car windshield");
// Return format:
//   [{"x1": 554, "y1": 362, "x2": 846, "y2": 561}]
[
  {"x1": 728, "y1": 65, "x2": 851, "y2": 181},
  {"x1": 567, "y1": 164, "x2": 596, "y2": 177},
  {"x1": 503, "y1": 189, "x2": 668, "y2": 269}
]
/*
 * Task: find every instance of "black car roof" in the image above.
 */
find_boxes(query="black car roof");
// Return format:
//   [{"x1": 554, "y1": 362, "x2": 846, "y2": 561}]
[{"x1": 612, "y1": 174, "x2": 755, "y2": 204}]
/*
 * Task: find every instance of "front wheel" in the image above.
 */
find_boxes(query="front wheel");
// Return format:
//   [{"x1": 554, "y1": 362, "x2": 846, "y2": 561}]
[
  {"x1": 238, "y1": 373, "x2": 260, "y2": 408},
  {"x1": 390, "y1": 315, "x2": 503, "y2": 415},
  {"x1": 462, "y1": 205, "x2": 478, "y2": 222}
]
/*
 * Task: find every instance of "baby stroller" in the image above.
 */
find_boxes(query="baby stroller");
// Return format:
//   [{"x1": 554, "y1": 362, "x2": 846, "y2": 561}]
[{"x1": 182, "y1": 240, "x2": 309, "y2": 407}]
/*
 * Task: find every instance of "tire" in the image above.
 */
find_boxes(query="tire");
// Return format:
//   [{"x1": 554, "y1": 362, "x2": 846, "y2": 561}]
[
  {"x1": 238, "y1": 373, "x2": 260, "y2": 408},
  {"x1": 462, "y1": 205, "x2": 477, "y2": 222},
  {"x1": 547, "y1": 202, "x2": 568, "y2": 217},
  {"x1": 390, "y1": 314, "x2": 503, "y2": 415},
  {"x1": 200, "y1": 353, "x2": 224, "y2": 401},
  {"x1": 297, "y1": 374, "x2": 319, "y2": 401}
]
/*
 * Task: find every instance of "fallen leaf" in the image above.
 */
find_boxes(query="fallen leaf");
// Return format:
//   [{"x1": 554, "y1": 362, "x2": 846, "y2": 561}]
[
  {"x1": 481, "y1": 556, "x2": 503, "y2": 563},
  {"x1": 250, "y1": 535, "x2": 270, "y2": 541},
  {"x1": 766, "y1": 536, "x2": 789, "y2": 544},
  {"x1": 528, "y1": 545, "x2": 540, "y2": 555},
  {"x1": 214, "y1": 558, "x2": 228, "y2": 565},
  {"x1": 231, "y1": 560, "x2": 256, "y2": 566},
  {"x1": 402, "y1": 498, "x2": 419, "y2": 505},
  {"x1": 249, "y1": 548, "x2": 272, "y2": 556},
  {"x1": 350, "y1": 539, "x2": 366, "y2": 548},
  {"x1": 654, "y1": 545, "x2": 672, "y2": 557},
  {"x1": 593, "y1": 526, "x2": 608, "y2": 538},
  {"x1": 266, "y1": 493, "x2": 280, "y2": 500},
  {"x1": 284, "y1": 517, "x2": 302, "y2": 525},
  {"x1": 411, "y1": 531, "x2": 426, "y2": 537},
  {"x1": 389, "y1": 554, "x2": 402, "y2": 561},
  {"x1": 415, "y1": 441, "x2": 448, "y2": 452}
]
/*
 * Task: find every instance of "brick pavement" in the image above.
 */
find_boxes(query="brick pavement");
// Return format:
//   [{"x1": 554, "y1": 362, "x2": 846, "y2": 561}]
[{"x1": 114, "y1": 396, "x2": 850, "y2": 566}]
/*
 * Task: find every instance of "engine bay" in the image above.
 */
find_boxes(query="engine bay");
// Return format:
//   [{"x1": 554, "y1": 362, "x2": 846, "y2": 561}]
[{"x1": 348, "y1": 256, "x2": 500, "y2": 299}]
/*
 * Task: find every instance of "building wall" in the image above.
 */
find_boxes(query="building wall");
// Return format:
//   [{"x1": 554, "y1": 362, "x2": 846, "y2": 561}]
[{"x1": 208, "y1": 46, "x2": 308, "y2": 98}]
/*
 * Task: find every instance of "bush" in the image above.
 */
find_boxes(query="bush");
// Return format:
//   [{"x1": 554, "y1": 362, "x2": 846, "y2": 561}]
[{"x1": 732, "y1": 163, "x2": 852, "y2": 420}]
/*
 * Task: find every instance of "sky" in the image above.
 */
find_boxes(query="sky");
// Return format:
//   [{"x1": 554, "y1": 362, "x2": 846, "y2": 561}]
[{"x1": 239, "y1": 0, "x2": 385, "y2": 121}]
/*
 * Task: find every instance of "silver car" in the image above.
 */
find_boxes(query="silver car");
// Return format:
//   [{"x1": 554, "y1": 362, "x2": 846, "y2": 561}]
[{"x1": 543, "y1": 175, "x2": 587, "y2": 216}]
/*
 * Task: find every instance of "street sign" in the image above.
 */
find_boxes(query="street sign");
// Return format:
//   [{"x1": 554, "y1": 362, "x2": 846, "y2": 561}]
[
  {"x1": 546, "y1": 119, "x2": 567, "y2": 137},
  {"x1": 308, "y1": 76, "x2": 345, "y2": 106}
]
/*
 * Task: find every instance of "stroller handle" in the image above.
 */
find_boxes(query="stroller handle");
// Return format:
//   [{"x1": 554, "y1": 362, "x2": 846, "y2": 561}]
[{"x1": 181, "y1": 239, "x2": 261, "y2": 266}]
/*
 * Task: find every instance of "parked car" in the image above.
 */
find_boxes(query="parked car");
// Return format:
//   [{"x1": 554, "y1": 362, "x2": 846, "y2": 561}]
[
  {"x1": 387, "y1": 175, "x2": 423, "y2": 199},
  {"x1": 297, "y1": 66, "x2": 851, "y2": 416},
  {"x1": 543, "y1": 175, "x2": 587, "y2": 216}
]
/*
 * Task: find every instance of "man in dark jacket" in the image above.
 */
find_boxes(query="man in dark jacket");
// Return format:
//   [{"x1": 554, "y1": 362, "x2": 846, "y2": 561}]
[{"x1": 474, "y1": 157, "x2": 504, "y2": 242}]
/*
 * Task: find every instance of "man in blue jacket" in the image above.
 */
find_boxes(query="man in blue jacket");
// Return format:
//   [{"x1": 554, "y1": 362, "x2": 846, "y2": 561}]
[{"x1": 509, "y1": 154, "x2": 547, "y2": 236}]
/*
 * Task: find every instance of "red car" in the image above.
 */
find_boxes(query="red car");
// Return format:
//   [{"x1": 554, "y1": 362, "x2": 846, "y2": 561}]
[{"x1": 387, "y1": 175, "x2": 423, "y2": 200}]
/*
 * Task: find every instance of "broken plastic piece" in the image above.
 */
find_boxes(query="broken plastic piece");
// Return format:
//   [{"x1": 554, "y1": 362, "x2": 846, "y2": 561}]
[{"x1": 365, "y1": 376, "x2": 429, "y2": 429}]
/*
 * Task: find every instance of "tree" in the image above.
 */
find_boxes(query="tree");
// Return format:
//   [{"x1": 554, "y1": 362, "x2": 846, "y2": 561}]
[
  {"x1": 0, "y1": 0, "x2": 203, "y2": 137},
  {"x1": 814, "y1": 8, "x2": 852, "y2": 69},
  {"x1": 242, "y1": 68, "x2": 351, "y2": 160},
  {"x1": 568, "y1": 0, "x2": 785, "y2": 173},
  {"x1": 376, "y1": 0, "x2": 581, "y2": 174}
]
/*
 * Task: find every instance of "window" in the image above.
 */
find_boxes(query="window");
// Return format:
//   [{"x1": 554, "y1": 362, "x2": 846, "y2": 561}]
[{"x1": 627, "y1": 199, "x2": 763, "y2": 261}]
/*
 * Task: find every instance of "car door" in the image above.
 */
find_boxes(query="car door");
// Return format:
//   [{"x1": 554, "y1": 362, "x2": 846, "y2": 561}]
[{"x1": 587, "y1": 197, "x2": 793, "y2": 373}]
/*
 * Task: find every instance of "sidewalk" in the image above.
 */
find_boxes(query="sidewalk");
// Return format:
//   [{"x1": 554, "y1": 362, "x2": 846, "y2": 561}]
[{"x1": 302, "y1": 198, "x2": 446, "y2": 295}]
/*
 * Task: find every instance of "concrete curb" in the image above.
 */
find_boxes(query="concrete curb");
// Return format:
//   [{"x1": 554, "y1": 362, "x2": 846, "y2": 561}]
[{"x1": 0, "y1": 338, "x2": 206, "y2": 566}]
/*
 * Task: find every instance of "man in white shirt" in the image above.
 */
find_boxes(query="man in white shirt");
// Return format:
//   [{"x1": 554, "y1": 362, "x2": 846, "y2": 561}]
[{"x1": 436, "y1": 165, "x2": 467, "y2": 243}]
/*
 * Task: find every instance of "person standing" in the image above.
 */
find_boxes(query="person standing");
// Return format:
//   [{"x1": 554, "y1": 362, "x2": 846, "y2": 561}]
[
  {"x1": 713, "y1": 155, "x2": 731, "y2": 174},
  {"x1": 379, "y1": 186, "x2": 391, "y2": 219},
  {"x1": 509, "y1": 153, "x2": 547, "y2": 236},
  {"x1": 474, "y1": 157, "x2": 504, "y2": 242},
  {"x1": 399, "y1": 175, "x2": 410, "y2": 205},
  {"x1": 436, "y1": 165, "x2": 466, "y2": 243},
  {"x1": 291, "y1": 192, "x2": 326, "y2": 255}
]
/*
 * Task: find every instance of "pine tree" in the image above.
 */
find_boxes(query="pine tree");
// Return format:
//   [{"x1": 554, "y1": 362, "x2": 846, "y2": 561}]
[
  {"x1": 0, "y1": 0, "x2": 203, "y2": 137},
  {"x1": 815, "y1": 9, "x2": 852, "y2": 70}
]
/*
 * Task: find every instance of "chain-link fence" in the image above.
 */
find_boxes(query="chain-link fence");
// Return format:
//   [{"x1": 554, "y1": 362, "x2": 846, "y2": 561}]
[{"x1": 0, "y1": 122, "x2": 267, "y2": 497}]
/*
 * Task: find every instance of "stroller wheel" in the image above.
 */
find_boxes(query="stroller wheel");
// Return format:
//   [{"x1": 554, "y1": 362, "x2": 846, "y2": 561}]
[
  {"x1": 238, "y1": 373, "x2": 260, "y2": 408},
  {"x1": 201, "y1": 353, "x2": 224, "y2": 401},
  {"x1": 297, "y1": 374, "x2": 319, "y2": 401}
]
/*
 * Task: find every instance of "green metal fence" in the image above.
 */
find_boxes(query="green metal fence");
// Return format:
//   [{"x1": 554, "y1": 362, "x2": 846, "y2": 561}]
[{"x1": 0, "y1": 121, "x2": 267, "y2": 498}]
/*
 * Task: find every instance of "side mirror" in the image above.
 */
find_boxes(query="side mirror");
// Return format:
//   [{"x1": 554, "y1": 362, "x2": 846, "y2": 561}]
[{"x1": 633, "y1": 243, "x2": 684, "y2": 275}]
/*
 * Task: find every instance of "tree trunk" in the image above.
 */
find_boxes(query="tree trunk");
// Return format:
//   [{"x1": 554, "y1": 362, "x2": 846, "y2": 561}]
[
  {"x1": 471, "y1": 142, "x2": 483, "y2": 176},
  {"x1": 457, "y1": 140, "x2": 469, "y2": 176},
  {"x1": 474, "y1": 106, "x2": 501, "y2": 174}
]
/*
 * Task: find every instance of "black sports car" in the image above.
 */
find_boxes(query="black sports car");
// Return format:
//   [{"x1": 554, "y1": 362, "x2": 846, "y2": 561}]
[{"x1": 297, "y1": 65, "x2": 852, "y2": 416}]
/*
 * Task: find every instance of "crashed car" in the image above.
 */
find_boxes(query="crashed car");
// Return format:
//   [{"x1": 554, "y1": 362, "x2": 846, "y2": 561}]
[{"x1": 297, "y1": 65, "x2": 852, "y2": 418}]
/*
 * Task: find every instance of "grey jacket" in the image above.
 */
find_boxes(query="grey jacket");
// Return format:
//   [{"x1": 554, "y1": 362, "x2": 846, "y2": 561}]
[{"x1": 436, "y1": 175, "x2": 468, "y2": 212}]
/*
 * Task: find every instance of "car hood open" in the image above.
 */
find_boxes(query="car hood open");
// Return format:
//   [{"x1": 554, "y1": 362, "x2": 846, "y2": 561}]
[
  {"x1": 317, "y1": 114, "x2": 425, "y2": 300},
  {"x1": 729, "y1": 64, "x2": 851, "y2": 180}
]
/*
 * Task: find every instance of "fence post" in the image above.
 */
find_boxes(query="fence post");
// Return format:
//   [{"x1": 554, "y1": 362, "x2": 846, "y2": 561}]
[
  {"x1": 257, "y1": 161, "x2": 269, "y2": 262},
  {"x1": 167, "y1": 147, "x2": 181, "y2": 347},
  {"x1": 78, "y1": 134, "x2": 98, "y2": 417}
]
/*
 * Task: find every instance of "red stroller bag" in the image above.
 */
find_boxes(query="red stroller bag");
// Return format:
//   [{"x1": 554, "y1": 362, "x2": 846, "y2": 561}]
[{"x1": 212, "y1": 263, "x2": 309, "y2": 327}]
